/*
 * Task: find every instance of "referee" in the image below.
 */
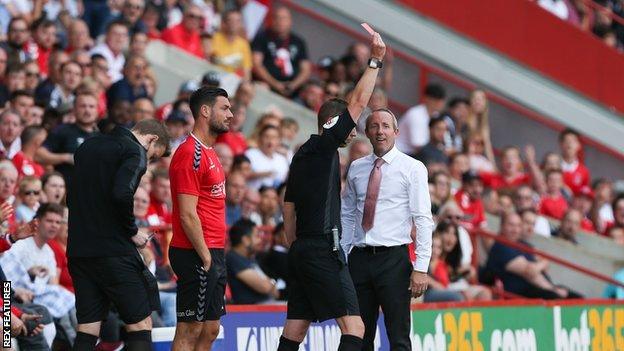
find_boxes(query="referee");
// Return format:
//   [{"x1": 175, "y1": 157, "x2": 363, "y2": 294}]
[
  {"x1": 278, "y1": 32, "x2": 386, "y2": 351},
  {"x1": 67, "y1": 120, "x2": 170, "y2": 351}
]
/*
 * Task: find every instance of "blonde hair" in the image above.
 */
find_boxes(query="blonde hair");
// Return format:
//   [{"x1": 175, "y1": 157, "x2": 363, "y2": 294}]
[{"x1": 19, "y1": 176, "x2": 42, "y2": 193}]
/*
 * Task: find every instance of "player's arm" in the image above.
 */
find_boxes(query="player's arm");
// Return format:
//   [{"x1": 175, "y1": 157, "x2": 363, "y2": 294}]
[
  {"x1": 178, "y1": 194, "x2": 212, "y2": 270},
  {"x1": 112, "y1": 148, "x2": 146, "y2": 238},
  {"x1": 282, "y1": 201, "x2": 296, "y2": 246},
  {"x1": 347, "y1": 32, "x2": 386, "y2": 123}
]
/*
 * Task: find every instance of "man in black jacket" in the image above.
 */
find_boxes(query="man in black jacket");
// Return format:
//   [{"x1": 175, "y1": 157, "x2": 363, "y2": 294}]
[{"x1": 67, "y1": 119, "x2": 170, "y2": 351}]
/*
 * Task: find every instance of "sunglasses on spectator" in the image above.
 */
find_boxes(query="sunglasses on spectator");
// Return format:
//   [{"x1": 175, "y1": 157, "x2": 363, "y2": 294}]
[
  {"x1": 23, "y1": 190, "x2": 40, "y2": 196},
  {"x1": 447, "y1": 215, "x2": 463, "y2": 221}
]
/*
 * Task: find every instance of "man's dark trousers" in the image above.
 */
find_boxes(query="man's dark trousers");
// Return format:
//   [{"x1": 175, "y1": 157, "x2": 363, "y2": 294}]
[{"x1": 349, "y1": 245, "x2": 412, "y2": 350}]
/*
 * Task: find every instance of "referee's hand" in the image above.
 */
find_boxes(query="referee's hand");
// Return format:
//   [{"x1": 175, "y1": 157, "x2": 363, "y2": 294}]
[
  {"x1": 370, "y1": 32, "x2": 386, "y2": 61},
  {"x1": 410, "y1": 271, "x2": 428, "y2": 298}
]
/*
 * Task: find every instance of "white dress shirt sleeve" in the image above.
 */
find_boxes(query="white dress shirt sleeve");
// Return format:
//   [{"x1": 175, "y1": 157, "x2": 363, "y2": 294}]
[
  {"x1": 340, "y1": 172, "x2": 358, "y2": 259},
  {"x1": 409, "y1": 161, "x2": 434, "y2": 272}
]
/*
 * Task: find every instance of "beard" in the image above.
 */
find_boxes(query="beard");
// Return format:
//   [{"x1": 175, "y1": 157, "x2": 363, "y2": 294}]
[{"x1": 209, "y1": 120, "x2": 229, "y2": 134}]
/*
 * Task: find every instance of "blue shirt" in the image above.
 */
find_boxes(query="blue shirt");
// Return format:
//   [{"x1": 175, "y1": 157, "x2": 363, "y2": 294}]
[{"x1": 603, "y1": 268, "x2": 624, "y2": 299}]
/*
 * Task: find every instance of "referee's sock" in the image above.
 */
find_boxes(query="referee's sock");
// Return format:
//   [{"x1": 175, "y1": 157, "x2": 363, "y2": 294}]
[
  {"x1": 338, "y1": 334, "x2": 363, "y2": 351},
  {"x1": 277, "y1": 336, "x2": 301, "y2": 351},
  {"x1": 124, "y1": 330, "x2": 152, "y2": 351},
  {"x1": 73, "y1": 331, "x2": 98, "y2": 351}
]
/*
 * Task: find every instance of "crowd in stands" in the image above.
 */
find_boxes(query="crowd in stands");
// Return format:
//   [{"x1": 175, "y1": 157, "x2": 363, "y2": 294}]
[
  {"x1": 536, "y1": 0, "x2": 624, "y2": 50},
  {"x1": 0, "y1": 0, "x2": 620, "y2": 349}
]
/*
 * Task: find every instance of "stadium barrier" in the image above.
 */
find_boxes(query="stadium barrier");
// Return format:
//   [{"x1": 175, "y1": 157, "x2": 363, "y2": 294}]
[{"x1": 152, "y1": 299, "x2": 624, "y2": 350}]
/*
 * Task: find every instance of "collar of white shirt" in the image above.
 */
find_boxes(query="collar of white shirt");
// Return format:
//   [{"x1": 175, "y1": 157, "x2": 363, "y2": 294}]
[{"x1": 368, "y1": 144, "x2": 400, "y2": 165}]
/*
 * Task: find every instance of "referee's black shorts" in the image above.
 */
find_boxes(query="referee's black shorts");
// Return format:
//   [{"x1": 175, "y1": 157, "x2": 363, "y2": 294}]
[
  {"x1": 169, "y1": 247, "x2": 226, "y2": 322},
  {"x1": 287, "y1": 235, "x2": 360, "y2": 322},
  {"x1": 68, "y1": 251, "x2": 160, "y2": 325}
]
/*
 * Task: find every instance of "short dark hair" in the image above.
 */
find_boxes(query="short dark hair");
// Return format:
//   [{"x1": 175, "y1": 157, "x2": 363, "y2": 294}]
[
  {"x1": 188, "y1": 87, "x2": 228, "y2": 120},
  {"x1": 317, "y1": 98, "x2": 347, "y2": 131},
  {"x1": 423, "y1": 83, "x2": 446, "y2": 100},
  {"x1": 106, "y1": 19, "x2": 129, "y2": 34},
  {"x1": 229, "y1": 219, "x2": 255, "y2": 247},
  {"x1": 32, "y1": 17, "x2": 55, "y2": 31},
  {"x1": 21, "y1": 125, "x2": 45, "y2": 145},
  {"x1": 132, "y1": 119, "x2": 171, "y2": 154},
  {"x1": 259, "y1": 125, "x2": 279, "y2": 138},
  {"x1": 35, "y1": 202, "x2": 65, "y2": 219},
  {"x1": 90, "y1": 53, "x2": 106, "y2": 62},
  {"x1": 612, "y1": 193, "x2": 624, "y2": 212},
  {"x1": 258, "y1": 185, "x2": 277, "y2": 195},
  {"x1": 9, "y1": 90, "x2": 33, "y2": 103},
  {"x1": 60, "y1": 61, "x2": 82, "y2": 73},
  {"x1": 428, "y1": 116, "x2": 446, "y2": 129},
  {"x1": 559, "y1": 128, "x2": 581, "y2": 143},
  {"x1": 232, "y1": 154, "x2": 250, "y2": 169},
  {"x1": 448, "y1": 97, "x2": 469, "y2": 109},
  {"x1": 41, "y1": 171, "x2": 64, "y2": 188}
]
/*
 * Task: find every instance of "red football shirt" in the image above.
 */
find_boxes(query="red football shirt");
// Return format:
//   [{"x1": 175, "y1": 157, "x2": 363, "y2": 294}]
[
  {"x1": 216, "y1": 131, "x2": 247, "y2": 156},
  {"x1": 169, "y1": 135, "x2": 226, "y2": 249},
  {"x1": 147, "y1": 194, "x2": 172, "y2": 225},
  {"x1": 160, "y1": 23, "x2": 204, "y2": 58},
  {"x1": 480, "y1": 171, "x2": 531, "y2": 190},
  {"x1": 562, "y1": 161, "x2": 590, "y2": 195},
  {"x1": 454, "y1": 189, "x2": 486, "y2": 230},
  {"x1": 12, "y1": 152, "x2": 45, "y2": 178},
  {"x1": 538, "y1": 194, "x2": 568, "y2": 220}
]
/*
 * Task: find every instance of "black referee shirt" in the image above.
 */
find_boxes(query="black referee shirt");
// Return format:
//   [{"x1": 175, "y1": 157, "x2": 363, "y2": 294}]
[
  {"x1": 67, "y1": 126, "x2": 147, "y2": 258},
  {"x1": 284, "y1": 110, "x2": 356, "y2": 236}
]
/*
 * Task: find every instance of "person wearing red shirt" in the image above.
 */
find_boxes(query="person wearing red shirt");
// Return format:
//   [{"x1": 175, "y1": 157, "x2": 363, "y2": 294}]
[
  {"x1": 168, "y1": 87, "x2": 233, "y2": 350},
  {"x1": 538, "y1": 169, "x2": 569, "y2": 220},
  {"x1": 13, "y1": 125, "x2": 46, "y2": 179},
  {"x1": 454, "y1": 171, "x2": 487, "y2": 231},
  {"x1": 146, "y1": 169, "x2": 172, "y2": 226},
  {"x1": 568, "y1": 186, "x2": 595, "y2": 232},
  {"x1": 216, "y1": 104, "x2": 247, "y2": 155},
  {"x1": 480, "y1": 146, "x2": 534, "y2": 191},
  {"x1": 160, "y1": 4, "x2": 205, "y2": 59},
  {"x1": 25, "y1": 19, "x2": 57, "y2": 77},
  {"x1": 559, "y1": 128, "x2": 590, "y2": 195}
]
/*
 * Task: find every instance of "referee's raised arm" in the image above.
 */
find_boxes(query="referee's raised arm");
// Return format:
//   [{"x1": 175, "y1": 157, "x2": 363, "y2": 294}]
[{"x1": 347, "y1": 32, "x2": 386, "y2": 122}]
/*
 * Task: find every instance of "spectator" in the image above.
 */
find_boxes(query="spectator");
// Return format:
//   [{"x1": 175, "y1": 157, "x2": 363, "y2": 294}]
[
  {"x1": 211, "y1": 9, "x2": 252, "y2": 79},
  {"x1": 519, "y1": 209, "x2": 540, "y2": 240},
  {"x1": 13, "y1": 125, "x2": 46, "y2": 178},
  {"x1": 37, "y1": 92, "x2": 99, "y2": 183},
  {"x1": 424, "y1": 230, "x2": 464, "y2": 302},
  {"x1": 154, "y1": 80, "x2": 198, "y2": 120},
  {"x1": 278, "y1": 117, "x2": 298, "y2": 160},
  {"x1": 160, "y1": 4, "x2": 205, "y2": 58},
  {"x1": 396, "y1": 83, "x2": 446, "y2": 154},
  {"x1": 214, "y1": 143, "x2": 234, "y2": 176},
  {"x1": 112, "y1": 0, "x2": 147, "y2": 36},
  {"x1": 41, "y1": 171, "x2": 66, "y2": 204},
  {"x1": 0, "y1": 109, "x2": 24, "y2": 159},
  {"x1": 47, "y1": 206, "x2": 73, "y2": 294},
  {"x1": 226, "y1": 172, "x2": 247, "y2": 226},
  {"x1": 454, "y1": 170, "x2": 487, "y2": 231},
  {"x1": 347, "y1": 138, "x2": 372, "y2": 167},
  {"x1": 129, "y1": 31, "x2": 149, "y2": 57},
  {"x1": 146, "y1": 169, "x2": 171, "y2": 226},
  {"x1": 232, "y1": 79, "x2": 256, "y2": 108},
  {"x1": 440, "y1": 97, "x2": 470, "y2": 153},
  {"x1": 481, "y1": 146, "x2": 538, "y2": 192},
  {"x1": 592, "y1": 178, "x2": 614, "y2": 233},
  {"x1": 513, "y1": 185, "x2": 551, "y2": 237},
  {"x1": 226, "y1": 219, "x2": 279, "y2": 304},
  {"x1": 34, "y1": 50, "x2": 69, "y2": 106},
  {"x1": 448, "y1": 152, "x2": 469, "y2": 193},
  {"x1": 28, "y1": 19, "x2": 57, "y2": 77},
  {"x1": 607, "y1": 226, "x2": 624, "y2": 245},
  {"x1": 9, "y1": 90, "x2": 34, "y2": 122},
  {"x1": 23, "y1": 60, "x2": 40, "y2": 93},
  {"x1": 260, "y1": 222, "x2": 289, "y2": 300},
  {"x1": 356, "y1": 87, "x2": 388, "y2": 134},
  {"x1": 559, "y1": 128, "x2": 590, "y2": 195},
  {"x1": 603, "y1": 266, "x2": 624, "y2": 299},
  {"x1": 66, "y1": 19, "x2": 94, "y2": 53},
  {"x1": 485, "y1": 212, "x2": 581, "y2": 299},
  {"x1": 438, "y1": 220, "x2": 492, "y2": 300},
  {"x1": 5, "y1": 64, "x2": 26, "y2": 93},
  {"x1": 538, "y1": 169, "x2": 569, "y2": 220},
  {"x1": 251, "y1": 6, "x2": 311, "y2": 96},
  {"x1": 415, "y1": 116, "x2": 449, "y2": 166},
  {"x1": 552, "y1": 209, "x2": 582, "y2": 244},
  {"x1": 7, "y1": 303, "x2": 54, "y2": 351},
  {"x1": 48, "y1": 61, "x2": 82, "y2": 109},
  {"x1": 89, "y1": 20, "x2": 129, "y2": 83},
  {"x1": 232, "y1": 154, "x2": 252, "y2": 180},
  {"x1": 4, "y1": 17, "x2": 30, "y2": 68},
  {"x1": 131, "y1": 97, "x2": 155, "y2": 123},
  {"x1": 133, "y1": 185, "x2": 151, "y2": 227},
  {"x1": 216, "y1": 103, "x2": 247, "y2": 156},
  {"x1": 293, "y1": 79, "x2": 323, "y2": 112},
  {"x1": 15, "y1": 176, "x2": 41, "y2": 223},
  {"x1": 465, "y1": 89, "x2": 494, "y2": 163},
  {"x1": 245, "y1": 125, "x2": 289, "y2": 190},
  {"x1": 241, "y1": 188, "x2": 262, "y2": 225},
  {"x1": 570, "y1": 186, "x2": 595, "y2": 232},
  {"x1": 437, "y1": 201, "x2": 473, "y2": 267},
  {"x1": 25, "y1": 105, "x2": 44, "y2": 127},
  {"x1": 464, "y1": 132, "x2": 495, "y2": 173},
  {"x1": 165, "y1": 109, "x2": 189, "y2": 150},
  {"x1": 257, "y1": 186, "x2": 281, "y2": 226},
  {"x1": 430, "y1": 171, "x2": 451, "y2": 217},
  {"x1": 106, "y1": 54, "x2": 149, "y2": 109}
]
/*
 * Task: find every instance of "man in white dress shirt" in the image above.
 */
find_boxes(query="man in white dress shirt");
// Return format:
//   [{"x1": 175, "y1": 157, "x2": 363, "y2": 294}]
[{"x1": 341, "y1": 108, "x2": 434, "y2": 350}]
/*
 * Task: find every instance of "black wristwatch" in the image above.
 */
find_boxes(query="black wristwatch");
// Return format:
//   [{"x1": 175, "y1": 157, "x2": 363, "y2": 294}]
[{"x1": 368, "y1": 57, "x2": 383, "y2": 69}]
